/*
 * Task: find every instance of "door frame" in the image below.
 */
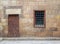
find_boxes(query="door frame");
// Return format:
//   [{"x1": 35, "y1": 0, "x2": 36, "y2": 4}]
[{"x1": 4, "y1": 6, "x2": 22, "y2": 37}]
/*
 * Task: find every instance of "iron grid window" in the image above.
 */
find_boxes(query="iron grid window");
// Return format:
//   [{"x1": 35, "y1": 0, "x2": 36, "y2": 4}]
[{"x1": 34, "y1": 10, "x2": 45, "y2": 27}]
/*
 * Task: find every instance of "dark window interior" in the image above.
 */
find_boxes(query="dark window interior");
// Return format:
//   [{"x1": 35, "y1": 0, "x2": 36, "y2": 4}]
[{"x1": 35, "y1": 11, "x2": 45, "y2": 27}]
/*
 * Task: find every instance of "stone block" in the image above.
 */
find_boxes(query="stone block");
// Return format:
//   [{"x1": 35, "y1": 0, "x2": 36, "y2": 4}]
[
  {"x1": 34, "y1": 31, "x2": 53, "y2": 37},
  {"x1": 53, "y1": 31, "x2": 60, "y2": 37}
]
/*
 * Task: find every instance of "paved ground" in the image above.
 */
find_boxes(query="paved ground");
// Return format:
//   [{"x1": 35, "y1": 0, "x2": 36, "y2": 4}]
[{"x1": 0, "y1": 40, "x2": 60, "y2": 44}]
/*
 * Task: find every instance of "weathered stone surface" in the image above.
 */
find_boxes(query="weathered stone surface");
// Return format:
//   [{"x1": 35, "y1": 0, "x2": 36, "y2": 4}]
[
  {"x1": 0, "y1": 0, "x2": 60, "y2": 37},
  {"x1": 34, "y1": 31, "x2": 53, "y2": 37},
  {"x1": 53, "y1": 31, "x2": 60, "y2": 37}
]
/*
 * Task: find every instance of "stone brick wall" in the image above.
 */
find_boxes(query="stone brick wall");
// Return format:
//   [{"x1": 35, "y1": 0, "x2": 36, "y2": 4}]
[{"x1": 0, "y1": 0, "x2": 60, "y2": 37}]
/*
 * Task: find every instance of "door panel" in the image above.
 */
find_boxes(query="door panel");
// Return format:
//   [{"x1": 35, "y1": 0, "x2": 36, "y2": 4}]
[{"x1": 8, "y1": 14, "x2": 20, "y2": 37}]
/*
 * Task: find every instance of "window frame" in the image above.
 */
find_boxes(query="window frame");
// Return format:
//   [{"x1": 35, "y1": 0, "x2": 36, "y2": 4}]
[{"x1": 34, "y1": 10, "x2": 46, "y2": 28}]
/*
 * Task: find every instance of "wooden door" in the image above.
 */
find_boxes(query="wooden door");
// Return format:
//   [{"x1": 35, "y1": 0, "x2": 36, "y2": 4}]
[{"x1": 8, "y1": 14, "x2": 20, "y2": 37}]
